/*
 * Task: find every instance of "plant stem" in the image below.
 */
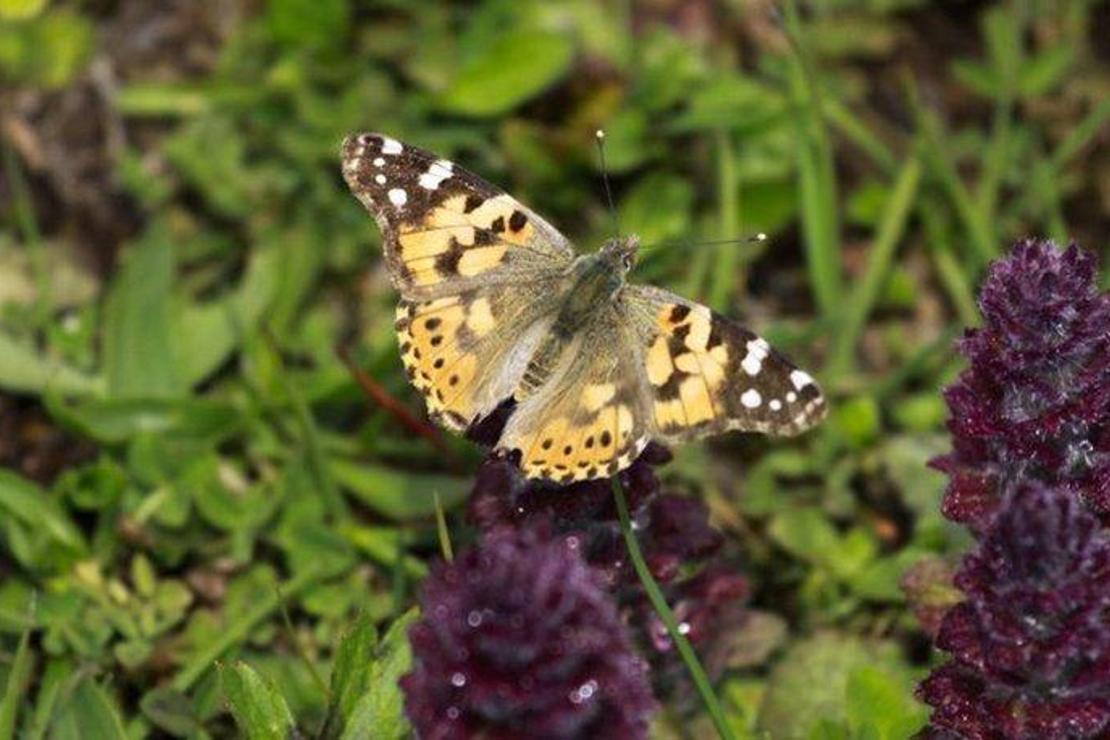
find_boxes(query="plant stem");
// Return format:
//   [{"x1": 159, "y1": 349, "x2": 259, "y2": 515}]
[{"x1": 612, "y1": 478, "x2": 737, "y2": 740}]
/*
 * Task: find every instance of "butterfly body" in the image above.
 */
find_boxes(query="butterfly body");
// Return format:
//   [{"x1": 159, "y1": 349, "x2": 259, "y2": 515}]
[{"x1": 342, "y1": 133, "x2": 827, "y2": 482}]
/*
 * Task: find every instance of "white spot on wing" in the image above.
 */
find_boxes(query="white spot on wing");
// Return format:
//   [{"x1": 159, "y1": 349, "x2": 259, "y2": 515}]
[
  {"x1": 419, "y1": 159, "x2": 454, "y2": 190},
  {"x1": 786, "y1": 391, "x2": 798, "y2": 403},
  {"x1": 741, "y1": 389, "x2": 762, "y2": 408},
  {"x1": 769, "y1": 399, "x2": 782, "y2": 411},
  {"x1": 790, "y1": 370, "x2": 814, "y2": 390},
  {"x1": 373, "y1": 157, "x2": 385, "y2": 167},
  {"x1": 741, "y1": 338, "x2": 770, "y2": 376},
  {"x1": 374, "y1": 174, "x2": 386, "y2": 184},
  {"x1": 381, "y1": 137, "x2": 403, "y2": 155},
  {"x1": 388, "y1": 188, "x2": 407, "y2": 206}
]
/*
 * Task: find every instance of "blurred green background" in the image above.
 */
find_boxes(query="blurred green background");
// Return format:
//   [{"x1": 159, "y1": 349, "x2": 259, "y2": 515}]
[{"x1": 0, "y1": 0, "x2": 1107, "y2": 737}]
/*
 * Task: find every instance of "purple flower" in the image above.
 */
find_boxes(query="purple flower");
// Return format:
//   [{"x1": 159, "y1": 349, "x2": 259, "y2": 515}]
[
  {"x1": 917, "y1": 482, "x2": 1110, "y2": 738},
  {"x1": 401, "y1": 526, "x2": 657, "y2": 740},
  {"x1": 931, "y1": 239, "x2": 1110, "y2": 527}
]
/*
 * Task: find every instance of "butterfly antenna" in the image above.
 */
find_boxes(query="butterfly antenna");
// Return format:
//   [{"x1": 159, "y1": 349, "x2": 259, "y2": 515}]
[
  {"x1": 640, "y1": 232, "x2": 769, "y2": 253},
  {"x1": 595, "y1": 129, "x2": 620, "y2": 237}
]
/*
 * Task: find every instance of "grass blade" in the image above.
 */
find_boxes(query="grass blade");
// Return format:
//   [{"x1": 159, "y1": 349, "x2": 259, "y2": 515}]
[
  {"x1": 828, "y1": 149, "x2": 923, "y2": 377},
  {"x1": 613, "y1": 478, "x2": 737, "y2": 740}
]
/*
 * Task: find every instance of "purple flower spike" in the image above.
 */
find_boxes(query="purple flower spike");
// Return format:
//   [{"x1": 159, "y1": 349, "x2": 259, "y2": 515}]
[
  {"x1": 917, "y1": 482, "x2": 1110, "y2": 738},
  {"x1": 932, "y1": 239, "x2": 1110, "y2": 527},
  {"x1": 401, "y1": 526, "x2": 657, "y2": 740}
]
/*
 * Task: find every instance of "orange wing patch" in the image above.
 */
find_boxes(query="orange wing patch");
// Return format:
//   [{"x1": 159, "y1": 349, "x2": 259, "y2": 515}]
[
  {"x1": 647, "y1": 303, "x2": 729, "y2": 434},
  {"x1": 512, "y1": 382, "x2": 646, "y2": 483},
  {"x1": 396, "y1": 194, "x2": 537, "y2": 288},
  {"x1": 396, "y1": 295, "x2": 500, "y2": 431}
]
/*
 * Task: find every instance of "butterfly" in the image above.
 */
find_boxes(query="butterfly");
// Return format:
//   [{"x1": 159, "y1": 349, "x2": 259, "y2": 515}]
[{"x1": 341, "y1": 133, "x2": 827, "y2": 483}]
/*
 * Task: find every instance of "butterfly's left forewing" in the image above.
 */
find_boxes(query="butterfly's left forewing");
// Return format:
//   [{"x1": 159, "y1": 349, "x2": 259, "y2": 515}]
[{"x1": 624, "y1": 285, "x2": 827, "y2": 443}]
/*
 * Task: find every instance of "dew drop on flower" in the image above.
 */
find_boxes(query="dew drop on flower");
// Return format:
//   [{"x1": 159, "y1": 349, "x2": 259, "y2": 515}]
[
  {"x1": 446, "y1": 706, "x2": 460, "y2": 720},
  {"x1": 677, "y1": 622, "x2": 691, "y2": 635},
  {"x1": 451, "y1": 672, "x2": 467, "y2": 687},
  {"x1": 467, "y1": 610, "x2": 482, "y2": 627}
]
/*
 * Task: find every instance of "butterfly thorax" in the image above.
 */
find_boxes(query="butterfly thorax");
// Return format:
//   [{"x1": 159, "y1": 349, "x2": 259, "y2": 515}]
[{"x1": 517, "y1": 237, "x2": 639, "y2": 398}]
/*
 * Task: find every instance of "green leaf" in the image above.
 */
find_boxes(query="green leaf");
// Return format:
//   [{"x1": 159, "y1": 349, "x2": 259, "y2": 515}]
[
  {"x1": 341, "y1": 609, "x2": 418, "y2": 740},
  {"x1": 221, "y1": 662, "x2": 296, "y2": 740},
  {"x1": 25, "y1": 657, "x2": 70, "y2": 740},
  {"x1": 0, "y1": 332, "x2": 104, "y2": 398},
  {"x1": 46, "y1": 396, "x2": 241, "y2": 446},
  {"x1": 0, "y1": 9, "x2": 92, "y2": 87},
  {"x1": 0, "y1": 625, "x2": 34, "y2": 737},
  {"x1": 830, "y1": 395, "x2": 881, "y2": 448},
  {"x1": 49, "y1": 678, "x2": 128, "y2": 740},
  {"x1": 0, "y1": 470, "x2": 85, "y2": 551},
  {"x1": 1018, "y1": 45, "x2": 1073, "y2": 98},
  {"x1": 0, "y1": 0, "x2": 47, "y2": 20},
  {"x1": 671, "y1": 74, "x2": 787, "y2": 132},
  {"x1": 139, "y1": 686, "x2": 204, "y2": 736},
  {"x1": 617, "y1": 172, "x2": 694, "y2": 246},
  {"x1": 758, "y1": 633, "x2": 907, "y2": 740},
  {"x1": 769, "y1": 507, "x2": 840, "y2": 566},
  {"x1": 176, "y1": 245, "x2": 281, "y2": 387},
  {"x1": 440, "y1": 31, "x2": 574, "y2": 117},
  {"x1": 328, "y1": 458, "x2": 467, "y2": 520},
  {"x1": 267, "y1": 0, "x2": 349, "y2": 49},
  {"x1": 845, "y1": 665, "x2": 928, "y2": 739},
  {"x1": 102, "y1": 229, "x2": 183, "y2": 399},
  {"x1": 327, "y1": 614, "x2": 379, "y2": 729}
]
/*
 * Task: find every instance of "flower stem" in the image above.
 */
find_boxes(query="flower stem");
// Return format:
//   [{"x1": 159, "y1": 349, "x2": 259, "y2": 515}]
[{"x1": 612, "y1": 478, "x2": 738, "y2": 740}]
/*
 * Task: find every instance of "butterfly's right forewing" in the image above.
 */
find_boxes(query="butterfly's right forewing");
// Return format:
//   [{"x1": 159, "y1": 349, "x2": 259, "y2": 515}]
[{"x1": 341, "y1": 133, "x2": 574, "y2": 299}]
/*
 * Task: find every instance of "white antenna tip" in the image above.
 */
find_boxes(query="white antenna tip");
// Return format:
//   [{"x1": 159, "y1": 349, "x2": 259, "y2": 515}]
[
  {"x1": 595, "y1": 129, "x2": 605, "y2": 140},
  {"x1": 756, "y1": 232, "x2": 767, "y2": 242}
]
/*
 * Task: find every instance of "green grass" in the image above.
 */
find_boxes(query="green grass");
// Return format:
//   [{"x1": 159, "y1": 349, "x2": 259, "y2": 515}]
[{"x1": 0, "y1": 0, "x2": 1106, "y2": 737}]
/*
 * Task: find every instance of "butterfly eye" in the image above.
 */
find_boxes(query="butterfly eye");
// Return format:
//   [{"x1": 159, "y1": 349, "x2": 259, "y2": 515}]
[{"x1": 621, "y1": 254, "x2": 633, "y2": 270}]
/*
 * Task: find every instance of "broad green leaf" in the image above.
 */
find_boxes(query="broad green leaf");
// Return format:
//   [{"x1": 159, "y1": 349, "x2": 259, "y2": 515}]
[
  {"x1": 139, "y1": 687, "x2": 203, "y2": 736},
  {"x1": 0, "y1": 9, "x2": 92, "y2": 87},
  {"x1": 0, "y1": 0, "x2": 46, "y2": 20},
  {"x1": 267, "y1": 0, "x2": 349, "y2": 49},
  {"x1": 1018, "y1": 45, "x2": 1073, "y2": 98},
  {"x1": 221, "y1": 662, "x2": 296, "y2": 740},
  {"x1": 440, "y1": 31, "x2": 574, "y2": 117},
  {"x1": 102, "y1": 230, "x2": 182, "y2": 400},
  {"x1": 328, "y1": 614, "x2": 379, "y2": 726},
  {"x1": 830, "y1": 395, "x2": 880, "y2": 448},
  {"x1": 46, "y1": 396, "x2": 241, "y2": 446},
  {"x1": 328, "y1": 458, "x2": 467, "y2": 520},
  {"x1": 0, "y1": 625, "x2": 34, "y2": 737},
  {"x1": 617, "y1": 172, "x2": 694, "y2": 247},
  {"x1": 176, "y1": 246, "x2": 281, "y2": 387},
  {"x1": 0, "y1": 333, "x2": 104, "y2": 398},
  {"x1": 769, "y1": 507, "x2": 840, "y2": 566},
  {"x1": 341, "y1": 608, "x2": 418, "y2": 740},
  {"x1": 25, "y1": 657, "x2": 70, "y2": 740},
  {"x1": 0, "y1": 470, "x2": 85, "y2": 551},
  {"x1": 49, "y1": 678, "x2": 128, "y2": 740},
  {"x1": 845, "y1": 665, "x2": 928, "y2": 739},
  {"x1": 758, "y1": 633, "x2": 906, "y2": 740},
  {"x1": 671, "y1": 74, "x2": 788, "y2": 132}
]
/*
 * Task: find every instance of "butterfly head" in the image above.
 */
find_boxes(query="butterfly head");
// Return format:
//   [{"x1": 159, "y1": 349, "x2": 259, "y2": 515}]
[{"x1": 600, "y1": 235, "x2": 640, "y2": 276}]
